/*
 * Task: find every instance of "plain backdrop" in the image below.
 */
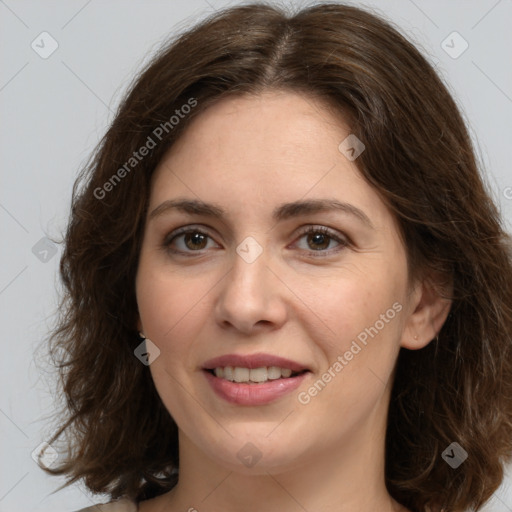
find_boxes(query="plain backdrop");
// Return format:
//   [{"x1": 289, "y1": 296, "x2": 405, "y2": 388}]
[{"x1": 1, "y1": 1, "x2": 511, "y2": 511}]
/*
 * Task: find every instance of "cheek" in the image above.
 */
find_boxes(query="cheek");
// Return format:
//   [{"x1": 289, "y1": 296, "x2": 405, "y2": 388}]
[
  {"x1": 307, "y1": 266, "x2": 404, "y2": 345},
  {"x1": 136, "y1": 273, "x2": 174, "y2": 337},
  {"x1": 136, "y1": 256, "x2": 204, "y2": 337},
  {"x1": 135, "y1": 258, "x2": 216, "y2": 377},
  {"x1": 304, "y1": 266, "x2": 406, "y2": 410},
  {"x1": 136, "y1": 266, "x2": 201, "y2": 409},
  {"x1": 303, "y1": 285, "x2": 404, "y2": 424}
]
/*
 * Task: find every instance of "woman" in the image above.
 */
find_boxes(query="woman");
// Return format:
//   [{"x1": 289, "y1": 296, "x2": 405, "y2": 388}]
[{"x1": 43, "y1": 2, "x2": 512, "y2": 512}]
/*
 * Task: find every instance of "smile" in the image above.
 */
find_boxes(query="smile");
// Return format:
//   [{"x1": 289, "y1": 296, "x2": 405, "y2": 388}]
[
  {"x1": 202, "y1": 353, "x2": 311, "y2": 405},
  {"x1": 203, "y1": 369, "x2": 311, "y2": 406},
  {"x1": 210, "y1": 366, "x2": 306, "y2": 383}
]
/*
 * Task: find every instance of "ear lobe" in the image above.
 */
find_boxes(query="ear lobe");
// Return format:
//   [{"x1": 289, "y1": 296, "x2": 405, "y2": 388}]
[{"x1": 401, "y1": 273, "x2": 452, "y2": 350}]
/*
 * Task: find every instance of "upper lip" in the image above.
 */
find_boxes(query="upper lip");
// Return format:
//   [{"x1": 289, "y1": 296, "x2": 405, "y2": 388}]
[{"x1": 202, "y1": 353, "x2": 310, "y2": 373}]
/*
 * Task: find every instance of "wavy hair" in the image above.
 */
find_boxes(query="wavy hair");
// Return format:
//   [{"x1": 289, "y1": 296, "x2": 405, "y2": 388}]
[{"x1": 44, "y1": 3, "x2": 512, "y2": 511}]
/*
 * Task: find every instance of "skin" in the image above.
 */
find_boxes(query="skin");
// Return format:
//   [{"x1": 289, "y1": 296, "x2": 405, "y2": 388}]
[{"x1": 135, "y1": 90, "x2": 451, "y2": 512}]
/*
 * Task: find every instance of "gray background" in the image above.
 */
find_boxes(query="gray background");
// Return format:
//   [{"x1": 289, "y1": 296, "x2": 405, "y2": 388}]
[{"x1": 1, "y1": 0, "x2": 511, "y2": 510}]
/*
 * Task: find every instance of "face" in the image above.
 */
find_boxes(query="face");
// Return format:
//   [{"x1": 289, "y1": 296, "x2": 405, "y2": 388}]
[{"x1": 135, "y1": 90, "x2": 418, "y2": 474}]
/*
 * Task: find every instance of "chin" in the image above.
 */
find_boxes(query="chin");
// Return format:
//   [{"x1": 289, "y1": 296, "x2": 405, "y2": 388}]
[{"x1": 197, "y1": 430, "x2": 309, "y2": 475}]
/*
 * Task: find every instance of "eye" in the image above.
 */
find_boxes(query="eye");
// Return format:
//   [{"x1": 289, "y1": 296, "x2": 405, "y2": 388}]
[
  {"x1": 163, "y1": 227, "x2": 220, "y2": 254},
  {"x1": 293, "y1": 226, "x2": 348, "y2": 256},
  {"x1": 162, "y1": 225, "x2": 349, "y2": 257}
]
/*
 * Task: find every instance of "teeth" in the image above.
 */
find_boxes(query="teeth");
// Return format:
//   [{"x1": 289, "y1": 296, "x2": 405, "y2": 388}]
[
  {"x1": 248, "y1": 367, "x2": 267, "y2": 383},
  {"x1": 212, "y1": 366, "x2": 300, "y2": 383},
  {"x1": 233, "y1": 367, "x2": 250, "y2": 383},
  {"x1": 280, "y1": 368, "x2": 292, "y2": 378},
  {"x1": 267, "y1": 366, "x2": 282, "y2": 379}
]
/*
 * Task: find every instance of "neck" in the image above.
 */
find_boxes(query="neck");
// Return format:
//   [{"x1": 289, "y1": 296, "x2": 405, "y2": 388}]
[
  {"x1": 144, "y1": 401, "x2": 409, "y2": 512},
  {"x1": 172, "y1": 439, "x2": 405, "y2": 512}
]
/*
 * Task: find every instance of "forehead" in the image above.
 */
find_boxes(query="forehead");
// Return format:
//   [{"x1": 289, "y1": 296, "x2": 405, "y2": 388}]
[
  {"x1": 161, "y1": 90, "x2": 349, "y2": 172},
  {"x1": 148, "y1": 91, "x2": 391, "y2": 230}
]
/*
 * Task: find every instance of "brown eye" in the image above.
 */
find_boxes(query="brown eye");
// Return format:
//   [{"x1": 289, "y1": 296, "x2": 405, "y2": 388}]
[
  {"x1": 294, "y1": 226, "x2": 348, "y2": 255},
  {"x1": 306, "y1": 232, "x2": 331, "y2": 251},
  {"x1": 183, "y1": 232, "x2": 208, "y2": 250},
  {"x1": 164, "y1": 227, "x2": 219, "y2": 254}
]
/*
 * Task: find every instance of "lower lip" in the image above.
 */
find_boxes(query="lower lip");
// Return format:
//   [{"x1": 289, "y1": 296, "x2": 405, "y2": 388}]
[{"x1": 203, "y1": 370, "x2": 309, "y2": 405}]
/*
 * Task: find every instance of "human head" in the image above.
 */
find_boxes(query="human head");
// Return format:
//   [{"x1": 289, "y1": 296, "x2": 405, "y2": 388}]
[{"x1": 46, "y1": 3, "x2": 512, "y2": 512}]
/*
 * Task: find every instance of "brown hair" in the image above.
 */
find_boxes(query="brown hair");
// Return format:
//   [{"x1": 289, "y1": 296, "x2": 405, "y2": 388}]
[{"x1": 44, "y1": 3, "x2": 512, "y2": 511}]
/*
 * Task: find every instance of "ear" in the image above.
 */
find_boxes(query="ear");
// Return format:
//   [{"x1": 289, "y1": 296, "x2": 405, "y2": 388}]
[{"x1": 401, "y1": 272, "x2": 452, "y2": 350}]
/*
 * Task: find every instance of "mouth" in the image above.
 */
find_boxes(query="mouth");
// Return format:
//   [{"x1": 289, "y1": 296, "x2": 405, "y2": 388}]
[
  {"x1": 204, "y1": 366, "x2": 309, "y2": 384},
  {"x1": 201, "y1": 353, "x2": 311, "y2": 405}
]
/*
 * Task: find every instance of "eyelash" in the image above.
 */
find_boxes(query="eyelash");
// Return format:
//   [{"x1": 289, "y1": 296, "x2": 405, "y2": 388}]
[{"x1": 162, "y1": 225, "x2": 350, "y2": 258}]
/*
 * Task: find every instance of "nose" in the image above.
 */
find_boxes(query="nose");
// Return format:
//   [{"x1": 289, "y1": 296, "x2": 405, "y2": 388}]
[{"x1": 213, "y1": 245, "x2": 288, "y2": 335}]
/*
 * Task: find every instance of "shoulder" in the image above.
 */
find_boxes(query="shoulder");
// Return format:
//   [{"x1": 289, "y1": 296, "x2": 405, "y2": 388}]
[{"x1": 72, "y1": 498, "x2": 138, "y2": 512}]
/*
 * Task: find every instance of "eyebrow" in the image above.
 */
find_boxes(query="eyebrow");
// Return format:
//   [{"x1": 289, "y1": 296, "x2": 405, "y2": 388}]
[{"x1": 149, "y1": 197, "x2": 374, "y2": 229}]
